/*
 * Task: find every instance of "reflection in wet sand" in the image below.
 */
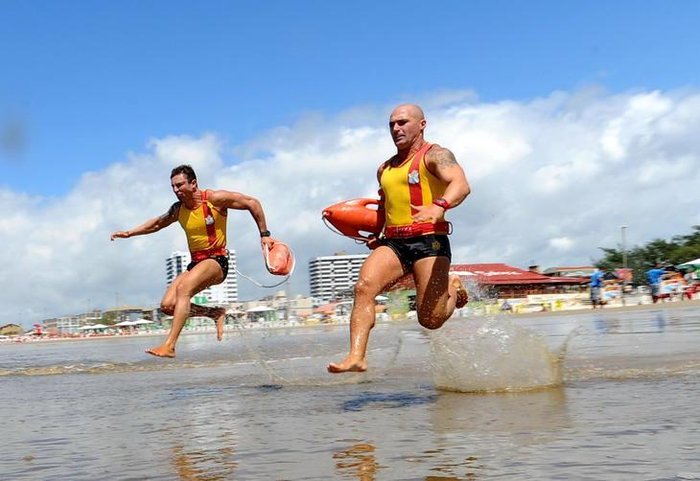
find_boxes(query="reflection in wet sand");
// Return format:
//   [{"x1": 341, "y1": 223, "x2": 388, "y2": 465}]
[
  {"x1": 430, "y1": 388, "x2": 570, "y2": 438},
  {"x1": 333, "y1": 442, "x2": 382, "y2": 480},
  {"x1": 172, "y1": 443, "x2": 238, "y2": 481}
]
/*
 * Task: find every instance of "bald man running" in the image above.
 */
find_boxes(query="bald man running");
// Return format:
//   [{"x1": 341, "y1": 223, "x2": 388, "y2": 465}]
[{"x1": 328, "y1": 104, "x2": 471, "y2": 373}]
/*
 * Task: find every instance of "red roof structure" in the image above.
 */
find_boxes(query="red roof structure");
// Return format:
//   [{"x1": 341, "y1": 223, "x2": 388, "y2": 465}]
[
  {"x1": 387, "y1": 263, "x2": 589, "y2": 298},
  {"x1": 451, "y1": 263, "x2": 588, "y2": 285}
]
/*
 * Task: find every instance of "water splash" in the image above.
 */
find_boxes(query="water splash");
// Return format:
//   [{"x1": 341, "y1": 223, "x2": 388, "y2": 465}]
[
  {"x1": 232, "y1": 325, "x2": 405, "y2": 387},
  {"x1": 430, "y1": 317, "x2": 566, "y2": 392}
]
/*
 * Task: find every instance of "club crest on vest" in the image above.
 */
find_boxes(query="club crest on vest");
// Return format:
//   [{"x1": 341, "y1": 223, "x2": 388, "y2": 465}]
[{"x1": 408, "y1": 170, "x2": 420, "y2": 184}]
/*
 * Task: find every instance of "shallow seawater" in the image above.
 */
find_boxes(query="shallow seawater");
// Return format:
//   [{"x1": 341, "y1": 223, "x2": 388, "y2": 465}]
[{"x1": 2, "y1": 304, "x2": 700, "y2": 480}]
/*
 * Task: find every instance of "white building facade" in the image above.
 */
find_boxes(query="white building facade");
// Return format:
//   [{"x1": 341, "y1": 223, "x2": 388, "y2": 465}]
[
  {"x1": 308, "y1": 253, "x2": 368, "y2": 302},
  {"x1": 166, "y1": 250, "x2": 238, "y2": 304}
]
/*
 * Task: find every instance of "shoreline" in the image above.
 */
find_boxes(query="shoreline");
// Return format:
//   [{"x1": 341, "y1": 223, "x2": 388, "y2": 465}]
[
  {"x1": 4, "y1": 298, "x2": 699, "y2": 345},
  {"x1": 509, "y1": 297, "x2": 700, "y2": 319}
]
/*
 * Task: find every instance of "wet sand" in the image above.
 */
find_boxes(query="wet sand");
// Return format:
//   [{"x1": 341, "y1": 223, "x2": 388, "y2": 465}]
[{"x1": 2, "y1": 304, "x2": 700, "y2": 479}]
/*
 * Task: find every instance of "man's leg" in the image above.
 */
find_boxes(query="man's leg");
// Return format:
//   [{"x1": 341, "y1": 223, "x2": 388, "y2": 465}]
[
  {"x1": 190, "y1": 304, "x2": 228, "y2": 341},
  {"x1": 412, "y1": 256, "x2": 464, "y2": 330},
  {"x1": 147, "y1": 260, "x2": 224, "y2": 357},
  {"x1": 327, "y1": 246, "x2": 405, "y2": 373}
]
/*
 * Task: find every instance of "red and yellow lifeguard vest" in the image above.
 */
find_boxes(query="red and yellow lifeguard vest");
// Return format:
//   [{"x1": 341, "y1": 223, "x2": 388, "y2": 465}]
[
  {"x1": 380, "y1": 143, "x2": 449, "y2": 237},
  {"x1": 178, "y1": 190, "x2": 228, "y2": 261}
]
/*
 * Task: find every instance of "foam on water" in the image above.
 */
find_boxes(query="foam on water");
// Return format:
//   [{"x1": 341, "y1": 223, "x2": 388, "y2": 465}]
[{"x1": 429, "y1": 317, "x2": 564, "y2": 392}]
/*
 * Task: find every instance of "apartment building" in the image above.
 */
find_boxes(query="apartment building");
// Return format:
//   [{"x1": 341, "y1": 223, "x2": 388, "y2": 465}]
[
  {"x1": 308, "y1": 253, "x2": 368, "y2": 302},
  {"x1": 166, "y1": 250, "x2": 238, "y2": 304}
]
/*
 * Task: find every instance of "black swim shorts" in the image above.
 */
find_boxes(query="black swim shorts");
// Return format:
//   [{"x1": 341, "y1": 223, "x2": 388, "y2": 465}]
[
  {"x1": 187, "y1": 255, "x2": 229, "y2": 281},
  {"x1": 382, "y1": 234, "x2": 452, "y2": 271}
]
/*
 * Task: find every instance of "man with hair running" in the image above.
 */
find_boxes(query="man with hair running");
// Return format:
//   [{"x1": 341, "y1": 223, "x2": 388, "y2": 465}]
[
  {"x1": 328, "y1": 104, "x2": 471, "y2": 374},
  {"x1": 111, "y1": 164, "x2": 275, "y2": 358}
]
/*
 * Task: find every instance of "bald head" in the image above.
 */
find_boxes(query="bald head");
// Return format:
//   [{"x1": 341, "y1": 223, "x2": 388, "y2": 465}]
[
  {"x1": 389, "y1": 104, "x2": 427, "y2": 151},
  {"x1": 391, "y1": 103, "x2": 425, "y2": 121}
]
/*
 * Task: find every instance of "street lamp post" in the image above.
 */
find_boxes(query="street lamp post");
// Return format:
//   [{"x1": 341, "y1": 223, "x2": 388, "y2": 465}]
[
  {"x1": 621, "y1": 225, "x2": 628, "y2": 269},
  {"x1": 621, "y1": 225, "x2": 628, "y2": 306}
]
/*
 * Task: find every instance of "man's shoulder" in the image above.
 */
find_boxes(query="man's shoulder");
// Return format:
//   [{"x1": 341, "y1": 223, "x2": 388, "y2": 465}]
[
  {"x1": 204, "y1": 188, "x2": 231, "y2": 201},
  {"x1": 204, "y1": 188, "x2": 245, "y2": 208},
  {"x1": 426, "y1": 143, "x2": 449, "y2": 155},
  {"x1": 424, "y1": 144, "x2": 456, "y2": 163}
]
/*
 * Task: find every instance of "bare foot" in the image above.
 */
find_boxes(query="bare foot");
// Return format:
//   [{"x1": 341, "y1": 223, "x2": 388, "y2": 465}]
[
  {"x1": 214, "y1": 308, "x2": 226, "y2": 341},
  {"x1": 451, "y1": 275, "x2": 468, "y2": 308},
  {"x1": 146, "y1": 344, "x2": 175, "y2": 358},
  {"x1": 327, "y1": 357, "x2": 368, "y2": 374}
]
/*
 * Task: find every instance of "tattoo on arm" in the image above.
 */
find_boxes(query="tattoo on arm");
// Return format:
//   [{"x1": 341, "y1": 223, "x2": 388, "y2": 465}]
[
  {"x1": 161, "y1": 202, "x2": 179, "y2": 221},
  {"x1": 433, "y1": 148, "x2": 458, "y2": 167}
]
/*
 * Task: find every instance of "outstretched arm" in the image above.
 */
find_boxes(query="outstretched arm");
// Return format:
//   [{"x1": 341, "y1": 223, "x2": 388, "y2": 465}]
[{"x1": 110, "y1": 203, "x2": 180, "y2": 241}]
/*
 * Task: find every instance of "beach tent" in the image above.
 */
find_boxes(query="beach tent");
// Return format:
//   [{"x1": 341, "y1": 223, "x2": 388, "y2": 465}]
[
  {"x1": 678, "y1": 257, "x2": 700, "y2": 267},
  {"x1": 133, "y1": 319, "x2": 154, "y2": 325},
  {"x1": 114, "y1": 320, "x2": 136, "y2": 327},
  {"x1": 79, "y1": 324, "x2": 108, "y2": 330}
]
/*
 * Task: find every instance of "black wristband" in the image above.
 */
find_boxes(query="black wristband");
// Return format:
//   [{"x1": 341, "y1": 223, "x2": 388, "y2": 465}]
[{"x1": 260, "y1": 230, "x2": 271, "y2": 238}]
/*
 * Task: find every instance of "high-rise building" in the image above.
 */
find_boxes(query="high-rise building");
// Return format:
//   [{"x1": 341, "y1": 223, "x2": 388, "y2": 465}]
[
  {"x1": 308, "y1": 253, "x2": 368, "y2": 302},
  {"x1": 165, "y1": 250, "x2": 238, "y2": 304}
]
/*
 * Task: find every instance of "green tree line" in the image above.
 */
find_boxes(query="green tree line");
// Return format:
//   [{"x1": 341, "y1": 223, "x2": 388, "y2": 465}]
[{"x1": 595, "y1": 225, "x2": 700, "y2": 285}]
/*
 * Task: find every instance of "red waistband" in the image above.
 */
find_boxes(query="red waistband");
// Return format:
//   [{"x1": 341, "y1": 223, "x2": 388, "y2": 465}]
[
  {"x1": 384, "y1": 222, "x2": 451, "y2": 239},
  {"x1": 191, "y1": 247, "x2": 228, "y2": 263}
]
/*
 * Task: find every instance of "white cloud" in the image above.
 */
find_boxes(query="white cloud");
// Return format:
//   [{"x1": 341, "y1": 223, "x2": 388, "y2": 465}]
[
  {"x1": 2, "y1": 88, "x2": 700, "y2": 326},
  {"x1": 548, "y1": 237, "x2": 574, "y2": 252}
]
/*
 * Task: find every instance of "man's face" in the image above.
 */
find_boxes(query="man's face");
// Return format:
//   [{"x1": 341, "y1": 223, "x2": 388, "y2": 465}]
[
  {"x1": 389, "y1": 107, "x2": 425, "y2": 149},
  {"x1": 171, "y1": 173, "x2": 196, "y2": 200}
]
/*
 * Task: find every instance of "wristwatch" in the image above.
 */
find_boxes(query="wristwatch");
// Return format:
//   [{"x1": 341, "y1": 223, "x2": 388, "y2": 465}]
[{"x1": 260, "y1": 230, "x2": 271, "y2": 238}]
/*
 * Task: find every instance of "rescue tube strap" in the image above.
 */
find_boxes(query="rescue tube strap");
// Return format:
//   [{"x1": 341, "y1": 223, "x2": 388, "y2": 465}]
[
  {"x1": 408, "y1": 143, "x2": 433, "y2": 216},
  {"x1": 200, "y1": 190, "x2": 218, "y2": 248}
]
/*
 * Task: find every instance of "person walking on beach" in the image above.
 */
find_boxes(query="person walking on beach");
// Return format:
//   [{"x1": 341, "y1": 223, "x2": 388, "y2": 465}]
[
  {"x1": 327, "y1": 104, "x2": 471, "y2": 374},
  {"x1": 590, "y1": 268, "x2": 606, "y2": 309},
  {"x1": 646, "y1": 263, "x2": 667, "y2": 304},
  {"x1": 111, "y1": 164, "x2": 275, "y2": 358}
]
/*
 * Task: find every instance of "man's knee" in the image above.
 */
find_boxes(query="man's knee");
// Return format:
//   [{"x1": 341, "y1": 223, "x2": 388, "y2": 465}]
[
  {"x1": 160, "y1": 303, "x2": 175, "y2": 315},
  {"x1": 418, "y1": 314, "x2": 445, "y2": 330},
  {"x1": 174, "y1": 282, "x2": 197, "y2": 300},
  {"x1": 417, "y1": 305, "x2": 448, "y2": 330},
  {"x1": 354, "y1": 277, "x2": 380, "y2": 299}
]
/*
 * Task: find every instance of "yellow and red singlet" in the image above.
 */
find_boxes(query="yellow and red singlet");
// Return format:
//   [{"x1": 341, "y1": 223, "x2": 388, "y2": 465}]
[
  {"x1": 379, "y1": 143, "x2": 449, "y2": 238},
  {"x1": 178, "y1": 190, "x2": 228, "y2": 261}
]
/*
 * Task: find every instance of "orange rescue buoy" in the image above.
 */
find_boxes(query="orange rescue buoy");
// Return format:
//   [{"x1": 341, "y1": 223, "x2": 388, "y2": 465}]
[
  {"x1": 264, "y1": 241, "x2": 295, "y2": 276},
  {"x1": 322, "y1": 198, "x2": 383, "y2": 241}
]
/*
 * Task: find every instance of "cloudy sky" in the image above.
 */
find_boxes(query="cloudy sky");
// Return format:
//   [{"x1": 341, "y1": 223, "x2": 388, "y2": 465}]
[{"x1": 1, "y1": 1, "x2": 699, "y2": 326}]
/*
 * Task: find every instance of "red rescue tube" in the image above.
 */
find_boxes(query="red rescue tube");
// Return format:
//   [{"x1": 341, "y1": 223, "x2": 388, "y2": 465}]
[{"x1": 322, "y1": 198, "x2": 383, "y2": 241}]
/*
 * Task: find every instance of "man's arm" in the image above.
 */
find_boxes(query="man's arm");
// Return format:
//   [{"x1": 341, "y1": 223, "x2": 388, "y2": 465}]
[
  {"x1": 424, "y1": 145, "x2": 471, "y2": 208},
  {"x1": 364, "y1": 165, "x2": 388, "y2": 249},
  {"x1": 410, "y1": 146, "x2": 470, "y2": 223},
  {"x1": 110, "y1": 203, "x2": 180, "y2": 241},
  {"x1": 209, "y1": 190, "x2": 270, "y2": 236}
]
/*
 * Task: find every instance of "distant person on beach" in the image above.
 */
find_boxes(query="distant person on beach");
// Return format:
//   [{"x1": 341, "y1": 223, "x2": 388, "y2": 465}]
[
  {"x1": 646, "y1": 263, "x2": 667, "y2": 304},
  {"x1": 683, "y1": 267, "x2": 697, "y2": 300},
  {"x1": 327, "y1": 103, "x2": 471, "y2": 374},
  {"x1": 110, "y1": 164, "x2": 275, "y2": 358},
  {"x1": 590, "y1": 268, "x2": 606, "y2": 309}
]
